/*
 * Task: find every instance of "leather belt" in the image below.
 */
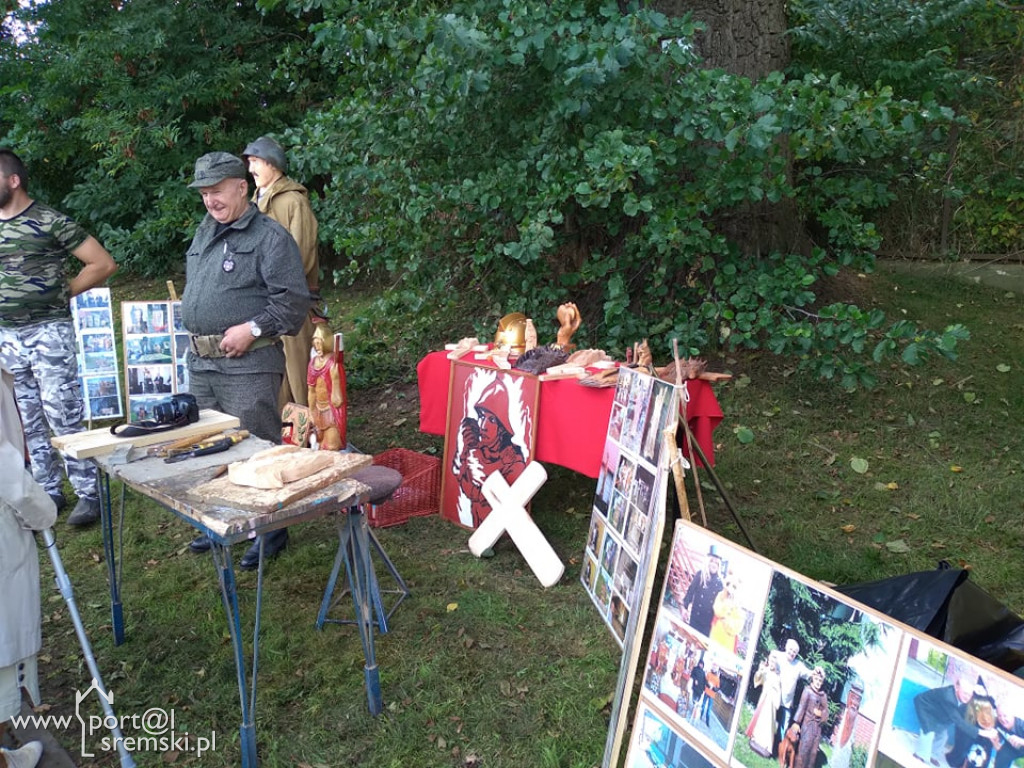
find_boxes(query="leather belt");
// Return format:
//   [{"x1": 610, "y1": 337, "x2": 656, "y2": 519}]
[{"x1": 188, "y1": 334, "x2": 277, "y2": 359}]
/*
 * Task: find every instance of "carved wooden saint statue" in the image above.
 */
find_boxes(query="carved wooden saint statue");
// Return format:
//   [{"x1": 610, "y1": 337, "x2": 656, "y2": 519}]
[{"x1": 307, "y1": 322, "x2": 347, "y2": 450}]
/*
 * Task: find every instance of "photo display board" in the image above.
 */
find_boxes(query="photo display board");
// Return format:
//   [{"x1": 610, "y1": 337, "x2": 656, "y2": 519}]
[
  {"x1": 582, "y1": 366, "x2": 679, "y2": 646},
  {"x1": 121, "y1": 300, "x2": 190, "y2": 422},
  {"x1": 620, "y1": 518, "x2": 1024, "y2": 768},
  {"x1": 72, "y1": 287, "x2": 123, "y2": 421}
]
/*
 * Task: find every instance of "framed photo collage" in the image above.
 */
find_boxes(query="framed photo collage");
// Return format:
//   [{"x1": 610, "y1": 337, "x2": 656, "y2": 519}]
[
  {"x1": 617, "y1": 519, "x2": 1024, "y2": 768},
  {"x1": 575, "y1": 363, "x2": 1024, "y2": 768},
  {"x1": 121, "y1": 299, "x2": 190, "y2": 422},
  {"x1": 72, "y1": 288, "x2": 123, "y2": 422}
]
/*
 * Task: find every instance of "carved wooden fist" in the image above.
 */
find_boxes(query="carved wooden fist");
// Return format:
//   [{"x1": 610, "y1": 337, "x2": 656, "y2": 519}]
[{"x1": 556, "y1": 302, "x2": 581, "y2": 348}]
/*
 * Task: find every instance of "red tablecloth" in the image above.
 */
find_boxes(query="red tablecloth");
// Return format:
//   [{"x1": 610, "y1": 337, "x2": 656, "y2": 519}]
[{"x1": 417, "y1": 351, "x2": 723, "y2": 479}]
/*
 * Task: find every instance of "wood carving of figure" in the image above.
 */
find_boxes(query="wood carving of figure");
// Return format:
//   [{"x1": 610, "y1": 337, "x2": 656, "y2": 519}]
[
  {"x1": 307, "y1": 323, "x2": 346, "y2": 450},
  {"x1": 556, "y1": 302, "x2": 581, "y2": 349},
  {"x1": 792, "y1": 666, "x2": 830, "y2": 768},
  {"x1": 746, "y1": 655, "x2": 783, "y2": 758},
  {"x1": 455, "y1": 379, "x2": 526, "y2": 527}
]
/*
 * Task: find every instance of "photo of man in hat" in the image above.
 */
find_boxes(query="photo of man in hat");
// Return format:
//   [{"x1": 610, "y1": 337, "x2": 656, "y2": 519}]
[{"x1": 681, "y1": 545, "x2": 725, "y2": 637}]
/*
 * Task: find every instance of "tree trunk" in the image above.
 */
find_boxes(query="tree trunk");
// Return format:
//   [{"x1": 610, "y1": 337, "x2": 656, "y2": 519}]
[
  {"x1": 653, "y1": 0, "x2": 789, "y2": 79},
  {"x1": 654, "y1": 0, "x2": 809, "y2": 257}
]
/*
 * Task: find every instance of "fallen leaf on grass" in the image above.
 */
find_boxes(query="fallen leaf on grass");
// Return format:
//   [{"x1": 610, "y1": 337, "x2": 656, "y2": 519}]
[
  {"x1": 850, "y1": 457, "x2": 869, "y2": 474},
  {"x1": 906, "y1": 513, "x2": 921, "y2": 520},
  {"x1": 841, "y1": 524, "x2": 856, "y2": 534},
  {"x1": 446, "y1": 602, "x2": 458, "y2": 612},
  {"x1": 161, "y1": 751, "x2": 180, "y2": 763},
  {"x1": 984, "y1": 515, "x2": 996, "y2": 523},
  {"x1": 884, "y1": 539, "x2": 911, "y2": 554},
  {"x1": 950, "y1": 465, "x2": 963, "y2": 473}
]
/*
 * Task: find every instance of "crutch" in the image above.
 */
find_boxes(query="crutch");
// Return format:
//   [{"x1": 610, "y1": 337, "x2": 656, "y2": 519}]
[{"x1": 38, "y1": 528, "x2": 136, "y2": 768}]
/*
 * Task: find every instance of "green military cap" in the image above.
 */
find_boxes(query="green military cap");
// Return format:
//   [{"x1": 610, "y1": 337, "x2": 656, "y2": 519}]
[{"x1": 188, "y1": 152, "x2": 247, "y2": 188}]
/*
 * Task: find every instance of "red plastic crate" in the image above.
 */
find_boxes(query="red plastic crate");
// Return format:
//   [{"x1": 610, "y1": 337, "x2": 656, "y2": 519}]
[{"x1": 368, "y1": 448, "x2": 441, "y2": 528}]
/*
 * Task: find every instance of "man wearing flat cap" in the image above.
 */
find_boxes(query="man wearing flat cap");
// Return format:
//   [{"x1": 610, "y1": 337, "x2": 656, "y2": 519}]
[{"x1": 181, "y1": 151, "x2": 310, "y2": 569}]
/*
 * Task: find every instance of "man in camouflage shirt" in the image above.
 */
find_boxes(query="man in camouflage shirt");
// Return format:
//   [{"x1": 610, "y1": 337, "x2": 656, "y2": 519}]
[{"x1": 0, "y1": 149, "x2": 118, "y2": 526}]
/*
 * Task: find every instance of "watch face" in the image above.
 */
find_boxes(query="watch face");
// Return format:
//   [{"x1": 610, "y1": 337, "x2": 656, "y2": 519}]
[{"x1": 250, "y1": 321, "x2": 261, "y2": 337}]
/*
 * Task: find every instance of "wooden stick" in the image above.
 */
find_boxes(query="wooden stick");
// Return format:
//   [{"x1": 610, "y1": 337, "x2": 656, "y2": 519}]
[
  {"x1": 664, "y1": 427, "x2": 690, "y2": 522},
  {"x1": 166, "y1": 280, "x2": 178, "y2": 301}
]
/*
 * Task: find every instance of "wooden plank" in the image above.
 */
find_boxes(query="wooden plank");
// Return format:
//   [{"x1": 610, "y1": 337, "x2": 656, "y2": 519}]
[
  {"x1": 51, "y1": 409, "x2": 241, "y2": 459},
  {"x1": 188, "y1": 451, "x2": 371, "y2": 513}
]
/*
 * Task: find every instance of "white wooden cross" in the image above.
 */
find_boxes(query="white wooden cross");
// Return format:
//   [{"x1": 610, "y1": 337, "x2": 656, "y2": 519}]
[{"x1": 467, "y1": 461, "x2": 565, "y2": 587}]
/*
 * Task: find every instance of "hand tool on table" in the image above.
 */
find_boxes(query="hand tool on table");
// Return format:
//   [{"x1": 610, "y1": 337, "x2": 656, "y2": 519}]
[
  {"x1": 148, "y1": 427, "x2": 232, "y2": 458},
  {"x1": 163, "y1": 430, "x2": 249, "y2": 463}
]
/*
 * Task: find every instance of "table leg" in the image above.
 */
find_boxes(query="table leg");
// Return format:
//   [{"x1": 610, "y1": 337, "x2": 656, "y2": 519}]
[
  {"x1": 346, "y1": 510, "x2": 383, "y2": 715},
  {"x1": 211, "y1": 542, "x2": 261, "y2": 768},
  {"x1": 98, "y1": 472, "x2": 127, "y2": 646}
]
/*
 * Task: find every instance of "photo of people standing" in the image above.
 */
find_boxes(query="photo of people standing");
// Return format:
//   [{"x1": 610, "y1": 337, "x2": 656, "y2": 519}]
[{"x1": 735, "y1": 572, "x2": 903, "y2": 768}]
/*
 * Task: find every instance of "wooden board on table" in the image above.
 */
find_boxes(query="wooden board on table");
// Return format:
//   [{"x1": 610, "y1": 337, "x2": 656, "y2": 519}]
[
  {"x1": 188, "y1": 451, "x2": 372, "y2": 513},
  {"x1": 52, "y1": 410, "x2": 241, "y2": 459}
]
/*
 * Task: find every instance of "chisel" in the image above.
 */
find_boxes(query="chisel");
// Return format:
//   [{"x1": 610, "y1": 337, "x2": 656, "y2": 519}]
[{"x1": 163, "y1": 430, "x2": 249, "y2": 463}]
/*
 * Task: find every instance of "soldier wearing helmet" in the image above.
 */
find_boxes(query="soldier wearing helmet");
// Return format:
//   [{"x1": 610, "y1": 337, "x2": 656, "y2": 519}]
[{"x1": 242, "y1": 136, "x2": 320, "y2": 411}]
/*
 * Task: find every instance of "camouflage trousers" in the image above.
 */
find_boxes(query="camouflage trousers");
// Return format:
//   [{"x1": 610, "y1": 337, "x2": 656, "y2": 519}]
[{"x1": 0, "y1": 319, "x2": 98, "y2": 500}]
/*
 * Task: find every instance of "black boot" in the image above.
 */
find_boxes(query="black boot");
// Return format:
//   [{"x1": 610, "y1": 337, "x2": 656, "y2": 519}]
[{"x1": 239, "y1": 529, "x2": 289, "y2": 571}]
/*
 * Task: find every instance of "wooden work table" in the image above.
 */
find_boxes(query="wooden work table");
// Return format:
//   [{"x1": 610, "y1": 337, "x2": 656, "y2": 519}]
[{"x1": 55, "y1": 419, "x2": 379, "y2": 768}]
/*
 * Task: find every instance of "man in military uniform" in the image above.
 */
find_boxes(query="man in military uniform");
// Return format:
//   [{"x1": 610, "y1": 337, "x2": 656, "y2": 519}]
[
  {"x1": 182, "y1": 152, "x2": 310, "y2": 569},
  {"x1": 242, "y1": 135, "x2": 321, "y2": 411},
  {"x1": 0, "y1": 149, "x2": 118, "y2": 527}
]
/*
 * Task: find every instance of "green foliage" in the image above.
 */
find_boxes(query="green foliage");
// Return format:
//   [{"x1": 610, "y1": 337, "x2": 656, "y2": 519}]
[
  {"x1": 788, "y1": 0, "x2": 1024, "y2": 256},
  {"x1": 0, "y1": 0, "x2": 314, "y2": 275},
  {"x1": 286, "y1": 0, "x2": 965, "y2": 385},
  {"x1": 2, "y1": 0, "x2": 993, "y2": 386}
]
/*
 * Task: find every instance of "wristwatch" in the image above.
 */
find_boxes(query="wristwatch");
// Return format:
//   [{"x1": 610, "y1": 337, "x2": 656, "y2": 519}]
[{"x1": 248, "y1": 320, "x2": 262, "y2": 338}]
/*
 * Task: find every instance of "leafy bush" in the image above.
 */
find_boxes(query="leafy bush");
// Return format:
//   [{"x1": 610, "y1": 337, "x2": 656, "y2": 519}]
[{"x1": 289, "y1": 0, "x2": 967, "y2": 386}]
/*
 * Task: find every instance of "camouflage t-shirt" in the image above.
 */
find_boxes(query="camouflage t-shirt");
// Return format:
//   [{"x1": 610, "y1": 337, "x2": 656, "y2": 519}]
[{"x1": 0, "y1": 201, "x2": 89, "y2": 327}]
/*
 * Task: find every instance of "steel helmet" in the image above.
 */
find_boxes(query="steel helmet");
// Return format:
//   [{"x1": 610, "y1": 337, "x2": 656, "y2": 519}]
[
  {"x1": 242, "y1": 136, "x2": 287, "y2": 174},
  {"x1": 494, "y1": 312, "x2": 527, "y2": 355}
]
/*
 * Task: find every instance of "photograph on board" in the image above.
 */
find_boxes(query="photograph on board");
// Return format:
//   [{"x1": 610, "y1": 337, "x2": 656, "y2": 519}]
[
  {"x1": 733, "y1": 571, "x2": 904, "y2": 768},
  {"x1": 82, "y1": 374, "x2": 121, "y2": 419},
  {"x1": 877, "y1": 637, "x2": 1024, "y2": 768},
  {"x1": 661, "y1": 526, "x2": 772, "y2": 659},
  {"x1": 640, "y1": 611, "x2": 746, "y2": 757},
  {"x1": 624, "y1": 699, "x2": 720, "y2": 768}
]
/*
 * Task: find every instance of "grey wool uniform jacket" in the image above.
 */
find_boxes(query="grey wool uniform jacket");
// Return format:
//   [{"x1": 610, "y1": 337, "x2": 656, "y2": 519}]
[{"x1": 181, "y1": 203, "x2": 310, "y2": 375}]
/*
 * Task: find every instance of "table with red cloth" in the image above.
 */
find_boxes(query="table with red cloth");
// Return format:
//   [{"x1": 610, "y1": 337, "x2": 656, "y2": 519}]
[{"x1": 416, "y1": 350, "x2": 724, "y2": 479}]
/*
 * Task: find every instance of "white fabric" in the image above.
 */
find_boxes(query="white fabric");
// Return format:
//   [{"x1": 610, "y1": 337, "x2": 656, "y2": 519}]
[
  {"x1": 0, "y1": 659, "x2": 40, "y2": 722},
  {"x1": 0, "y1": 369, "x2": 57, "y2": 687}
]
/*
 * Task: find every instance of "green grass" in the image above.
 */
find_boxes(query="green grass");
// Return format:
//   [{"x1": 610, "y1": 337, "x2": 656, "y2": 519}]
[{"x1": 36, "y1": 263, "x2": 1023, "y2": 766}]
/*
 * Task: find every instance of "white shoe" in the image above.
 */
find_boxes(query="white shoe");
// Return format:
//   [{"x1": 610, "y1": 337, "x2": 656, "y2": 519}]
[{"x1": 1, "y1": 740, "x2": 44, "y2": 768}]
